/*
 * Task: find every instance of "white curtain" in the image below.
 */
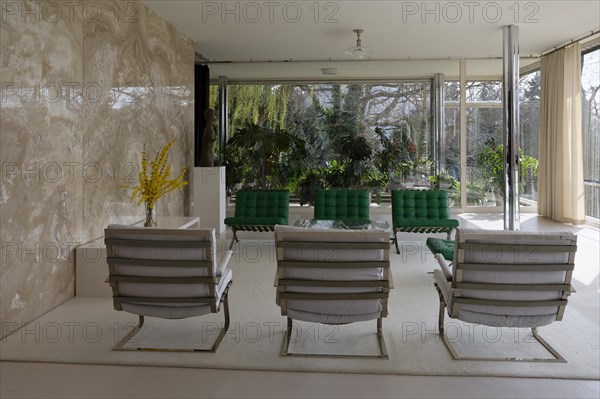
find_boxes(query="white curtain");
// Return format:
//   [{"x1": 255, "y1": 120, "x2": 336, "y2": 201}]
[{"x1": 538, "y1": 44, "x2": 585, "y2": 224}]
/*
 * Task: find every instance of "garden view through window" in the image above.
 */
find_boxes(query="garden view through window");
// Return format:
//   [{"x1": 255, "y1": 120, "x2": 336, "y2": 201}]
[
  {"x1": 210, "y1": 74, "x2": 546, "y2": 210},
  {"x1": 444, "y1": 74, "x2": 540, "y2": 208},
  {"x1": 582, "y1": 46, "x2": 600, "y2": 220},
  {"x1": 212, "y1": 82, "x2": 434, "y2": 204}
]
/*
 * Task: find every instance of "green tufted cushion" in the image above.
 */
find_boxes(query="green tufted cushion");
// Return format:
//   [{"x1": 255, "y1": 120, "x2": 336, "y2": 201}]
[
  {"x1": 391, "y1": 190, "x2": 458, "y2": 229},
  {"x1": 224, "y1": 190, "x2": 289, "y2": 226},
  {"x1": 313, "y1": 189, "x2": 370, "y2": 220},
  {"x1": 426, "y1": 237, "x2": 455, "y2": 261}
]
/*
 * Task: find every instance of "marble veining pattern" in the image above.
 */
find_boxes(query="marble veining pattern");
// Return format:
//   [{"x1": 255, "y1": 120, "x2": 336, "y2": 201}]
[{"x1": 1, "y1": 0, "x2": 194, "y2": 337}]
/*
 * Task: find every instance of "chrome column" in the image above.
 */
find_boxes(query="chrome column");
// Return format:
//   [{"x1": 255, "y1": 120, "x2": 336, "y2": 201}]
[
  {"x1": 433, "y1": 73, "x2": 445, "y2": 176},
  {"x1": 502, "y1": 25, "x2": 520, "y2": 231},
  {"x1": 459, "y1": 60, "x2": 467, "y2": 209}
]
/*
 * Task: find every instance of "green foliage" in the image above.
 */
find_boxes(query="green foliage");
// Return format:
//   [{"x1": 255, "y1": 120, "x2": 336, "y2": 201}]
[
  {"x1": 373, "y1": 126, "x2": 417, "y2": 183},
  {"x1": 360, "y1": 168, "x2": 388, "y2": 204},
  {"x1": 225, "y1": 82, "x2": 435, "y2": 200},
  {"x1": 296, "y1": 161, "x2": 389, "y2": 205},
  {"x1": 226, "y1": 124, "x2": 307, "y2": 190},
  {"x1": 209, "y1": 85, "x2": 219, "y2": 110},
  {"x1": 465, "y1": 181, "x2": 487, "y2": 206},
  {"x1": 429, "y1": 170, "x2": 459, "y2": 191},
  {"x1": 430, "y1": 177, "x2": 486, "y2": 207},
  {"x1": 477, "y1": 144, "x2": 538, "y2": 195},
  {"x1": 229, "y1": 85, "x2": 291, "y2": 129}
]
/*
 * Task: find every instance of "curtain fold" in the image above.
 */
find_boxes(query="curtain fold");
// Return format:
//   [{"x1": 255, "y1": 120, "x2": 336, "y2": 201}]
[{"x1": 538, "y1": 44, "x2": 585, "y2": 224}]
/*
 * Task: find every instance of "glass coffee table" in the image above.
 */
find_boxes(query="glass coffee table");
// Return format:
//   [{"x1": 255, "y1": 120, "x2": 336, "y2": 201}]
[{"x1": 293, "y1": 219, "x2": 391, "y2": 232}]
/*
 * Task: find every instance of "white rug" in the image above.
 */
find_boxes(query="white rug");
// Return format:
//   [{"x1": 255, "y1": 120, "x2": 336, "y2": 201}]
[{"x1": 2, "y1": 237, "x2": 599, "y2": 379}]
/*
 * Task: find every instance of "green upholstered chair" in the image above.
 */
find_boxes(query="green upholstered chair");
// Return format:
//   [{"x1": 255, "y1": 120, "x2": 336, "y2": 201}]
[
  {"x1": 391, "y1": 190, "x2": 459, "y2": 254},
  {"x1": 224, "y1": 190, "x2": 289, "y2": 249},
  {"x1": 426, "y1": 237, "x2": 455, "y2": 261},
  {"x1": 313, "y1": 188, "x2": 370, "y2": 221}
]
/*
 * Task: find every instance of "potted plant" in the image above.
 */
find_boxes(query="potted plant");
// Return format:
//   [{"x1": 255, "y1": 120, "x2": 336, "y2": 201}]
[
  {"x1": 477, "y1": 144, "x2": 538, "y2": 203},
  {"x1": 429, "y1": 170, "x2": 458, "y2": 191},
  {"x1": 123, "y1": 140, "x2": 187, "y2": 227}
]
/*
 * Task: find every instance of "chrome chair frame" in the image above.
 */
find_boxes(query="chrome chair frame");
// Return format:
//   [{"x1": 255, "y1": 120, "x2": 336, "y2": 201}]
[
  {"x1": 275, "y1": 227, "x2": 392, "y2": 359},
  {"x1": 431, "y1": 229, "x2": 577, "y2": 363},
  {"x1": 105, "y1": 227, "x2": 233, "y2": 353},
  {"x1": 112, "y1": 283, "x2": 232, "y2": 352}
]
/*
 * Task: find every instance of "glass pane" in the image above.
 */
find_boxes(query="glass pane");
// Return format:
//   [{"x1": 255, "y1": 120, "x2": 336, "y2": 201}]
[
  {"x1": 444, "y1": 81, "x2": 460, "y2": 103},
  {"x1": 519, "y1": 70, "x2": 540, "y2": 203},
  {"x1": 443, "y1": 107, "x2": 460, "y2": 207},
  {"x1": 466, "y1": 107, "x2": 503, "y2": 207},
  {"x1": 208, "y1": 83, "x2": 220, "y2": 159},
  {"x1": 224, "y1": 82, "x2": 433, "y2": 201},
  {"x1": 582, "y1": 48, "x2": 600, "y2": 219},
  {"x1": 466, "y1": 81, "x2": 502, "y2": 102}
]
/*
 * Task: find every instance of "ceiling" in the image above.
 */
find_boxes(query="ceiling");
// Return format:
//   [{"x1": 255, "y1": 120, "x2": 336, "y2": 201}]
[{"x1": 143, "y1": 1, "x2": 600, "y2": 79}]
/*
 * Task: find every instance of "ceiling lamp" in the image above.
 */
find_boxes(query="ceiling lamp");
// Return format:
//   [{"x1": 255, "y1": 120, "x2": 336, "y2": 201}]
[{"x1": 344, "y1": 29, "x2": 372, "y2": 59}]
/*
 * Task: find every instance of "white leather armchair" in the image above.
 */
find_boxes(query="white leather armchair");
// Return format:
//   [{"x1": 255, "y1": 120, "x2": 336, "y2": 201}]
[
  {"x1": 274, "y1": 225, "x2": 392, "y2": 358},
  {"x1": 432, "y1": 228, "x2": 577, "y2": 362},
  {"x1": 104, "y1": 225, "x2": 233, "y2": 352}
]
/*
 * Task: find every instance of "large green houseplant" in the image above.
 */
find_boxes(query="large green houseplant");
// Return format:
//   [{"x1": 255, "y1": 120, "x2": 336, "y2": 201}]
[{"x1": 477, "y1": 144, "x2": 538, "y2": 198}]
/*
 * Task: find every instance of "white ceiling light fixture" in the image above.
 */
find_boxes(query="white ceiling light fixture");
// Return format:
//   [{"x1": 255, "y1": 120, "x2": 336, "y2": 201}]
[{"x1": 344, "y1": 28, "x2": 373, "y2": 59}]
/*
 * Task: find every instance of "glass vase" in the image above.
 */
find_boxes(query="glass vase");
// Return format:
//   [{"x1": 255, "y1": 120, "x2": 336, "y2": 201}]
[{"x1": 144, "y1": 201, "x2": 157, "y2": 227}]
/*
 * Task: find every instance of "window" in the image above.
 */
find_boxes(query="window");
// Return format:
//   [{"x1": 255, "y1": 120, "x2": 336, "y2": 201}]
[
  {"x1": 582, "y1": 46, "x2": 600, "y2": 219},
  {"x1": 443, "y1": 81, "x2": 460, "y2": 207},
  {"x1": 215, "y1": 73, "x2": 543, "y2": 210},
  {"x1": 222, "y1": 81, "x2": 433, "y2": 202},
  {"x1": 465, "y1": 81, "x2": 503, "y2": 207},
  {"x1": 519, "y1": 70, "x2": 541, "y2": 203}
]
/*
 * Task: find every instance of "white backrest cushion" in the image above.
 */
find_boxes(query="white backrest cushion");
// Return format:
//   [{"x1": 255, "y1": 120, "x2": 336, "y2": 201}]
[
  {"x1": 454, "y1": 228, "x2": 575, "y2": 285},
  {"x1": 106, "y1": 226, "x2": 217, "y2": 278},
  {"x1": 275, "y1": 225, "x2": 388, "y2": 281}
]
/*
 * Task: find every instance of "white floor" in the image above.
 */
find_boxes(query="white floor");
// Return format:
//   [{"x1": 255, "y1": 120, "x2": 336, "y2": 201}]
[
  {"x1": 2, "y1": 214, "x2": 599, "y2": 399},
  {"x1": 1, "y1": 362, "x2": 599, "y2": 399}
]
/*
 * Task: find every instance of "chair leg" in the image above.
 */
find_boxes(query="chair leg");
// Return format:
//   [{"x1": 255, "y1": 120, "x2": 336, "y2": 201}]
[
  {"x1": 209, "y1": 289, "x2": 231, "y2": 353},
  {"x1": 281, "y1": 317, "x2": 388, "y2": 358},
  {"x1": 435, "y1": 283, "x2": 461, "y2": 360},
  {"x1": 113, "y1": 315, "x2": 144, "y2": 351},
  {"x1": 437, "y1": 294, "x2": 446, "y2": 336},
  {"x1": 446, "y1": 229, "x2": 453, "y2": 240},
  {"x1": 530, "y1": 327, "x2": 566, "y2": 363},
  {"x1": 393, "y1": 232, "x2": 400, "y2": 254},
  {"x1": 229, "y1": 228, "x2": 239, "y2": 250},
  {"x1": 435, "y1": 284, "x2": 566, "y2": 362},
  {"x1": 280, "y1": 317, "x2": 293, "y2": 356},
  {"x1": 377, "y1": 317, "x2": 389, "y2": 359},
  {"x1": 112, "y1": 289, "x2": 232, "y2": 352}
]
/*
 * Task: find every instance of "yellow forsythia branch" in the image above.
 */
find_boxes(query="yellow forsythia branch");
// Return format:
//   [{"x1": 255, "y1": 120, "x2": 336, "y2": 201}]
[{"x1": 122, "y1": 140, "x2": 188, "y2": 208}]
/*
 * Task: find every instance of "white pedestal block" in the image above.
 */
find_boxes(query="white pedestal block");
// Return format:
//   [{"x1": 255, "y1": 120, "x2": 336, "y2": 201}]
[{"x1": 193, "y1": 166, "x2": 226, "y2": 235}]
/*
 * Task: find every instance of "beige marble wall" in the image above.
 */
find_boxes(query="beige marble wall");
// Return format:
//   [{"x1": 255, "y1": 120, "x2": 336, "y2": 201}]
[
  {"x1": 0, "y1": 0, "x2": 194, "y2": 337},
  {"x1": 81, "y1": 1, "x2": 193, "y2": 241}
]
